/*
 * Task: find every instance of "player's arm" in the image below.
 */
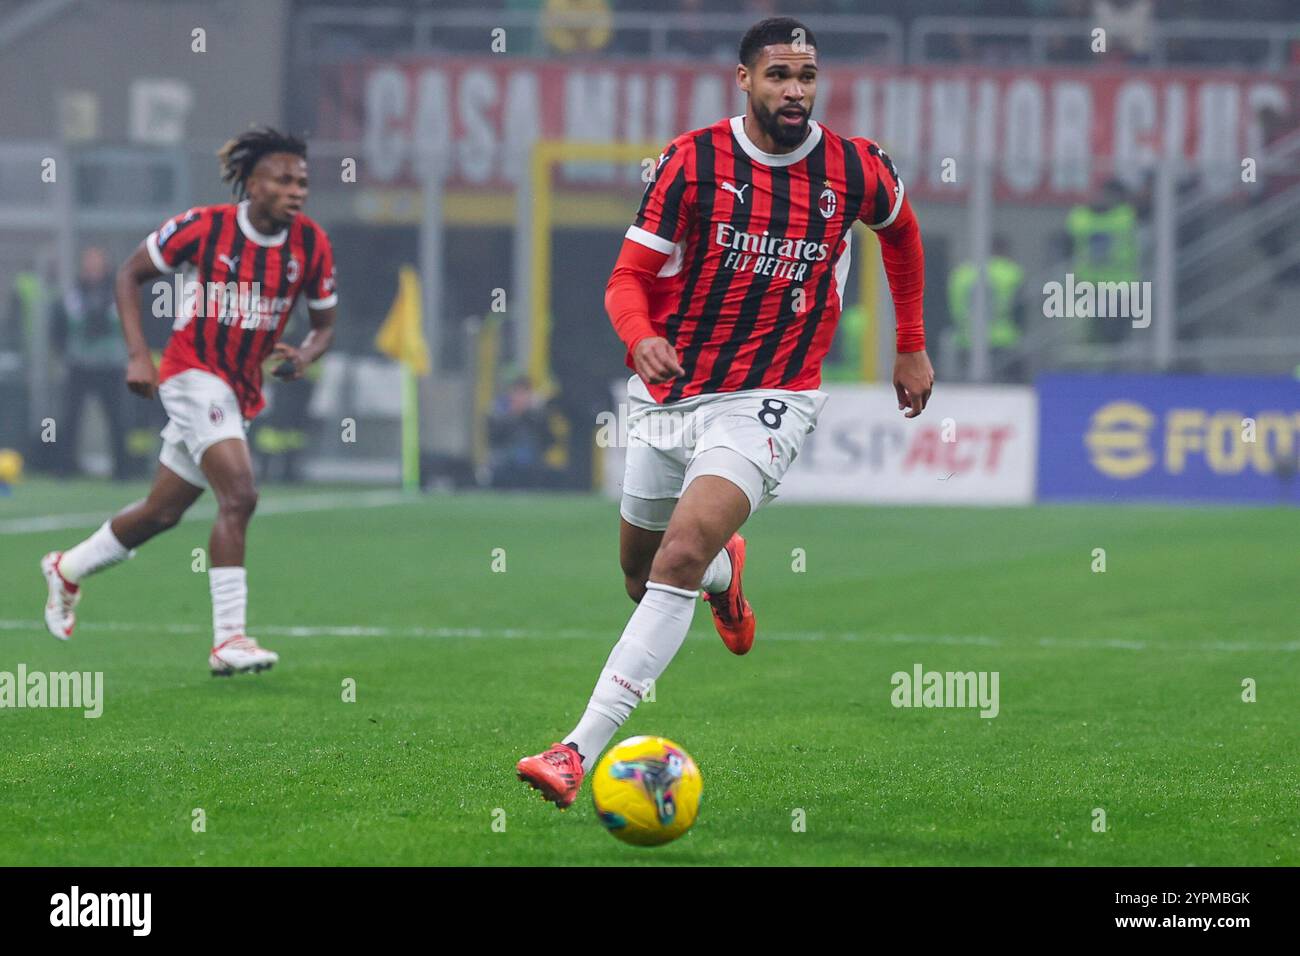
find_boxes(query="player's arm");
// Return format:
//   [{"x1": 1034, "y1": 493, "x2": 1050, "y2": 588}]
[
  {"x1": 877, "y1": 197, "x2": 932, "y2": 419},
  {"x1": 115, "y1": 243, "x2": 164, "y2": 399},
  {"x1": 606, "y1": 240, "x2": 683, "y2": 385},
  {"x1": 605, "y1": 141, "x2": 694, "y2": 384},
  {"x1": 858, "y1": 141, "x2": 932, "y2": 419},
  {"x1": 122, "y1": 206, "x2": 208, "y2": 398},
  {"x1": 272, "y1": 305, "x2": 334, "y2": 381},
  {"x1": 274, "y1": 228, "x2": 338, "y2": 380}
]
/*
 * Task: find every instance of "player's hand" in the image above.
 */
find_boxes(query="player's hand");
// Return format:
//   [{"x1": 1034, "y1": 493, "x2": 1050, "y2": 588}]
[
  {"x1": 893, "y1": 349, "x2": 934, "y2": 419},
  {"x1": 271, "y1": 343, "x2": 305, "y2": 381},
  {"x1": 632, "y1": 337, "x2": 684, "y2": 385},
  {"x1": 125, "y1": 352, "x2": 158, "y2": 399}
]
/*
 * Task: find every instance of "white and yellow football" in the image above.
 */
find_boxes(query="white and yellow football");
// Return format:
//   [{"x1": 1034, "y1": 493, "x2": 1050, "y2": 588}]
[{"x1": 591, "y1": 735, "x2": 702, "y2": 847}]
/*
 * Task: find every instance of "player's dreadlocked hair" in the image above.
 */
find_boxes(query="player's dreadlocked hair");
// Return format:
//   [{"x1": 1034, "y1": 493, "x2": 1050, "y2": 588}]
[{"x1": 216, "y1": 126, "x2": 307, "y2": 199}]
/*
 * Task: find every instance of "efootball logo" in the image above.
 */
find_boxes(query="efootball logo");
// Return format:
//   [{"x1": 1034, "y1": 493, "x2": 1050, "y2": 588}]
[{"x1": 208, "y1": 403, "x2": 224, "y2": 426}]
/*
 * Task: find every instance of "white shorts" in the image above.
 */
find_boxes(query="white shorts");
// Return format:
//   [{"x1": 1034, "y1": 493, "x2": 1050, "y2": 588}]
[
  {"x1": 157, "y1": 368, "x2": 248, "y2": 488},
  {"x1": 619, "y1": 375, "x2": 828, "y2": 531}
]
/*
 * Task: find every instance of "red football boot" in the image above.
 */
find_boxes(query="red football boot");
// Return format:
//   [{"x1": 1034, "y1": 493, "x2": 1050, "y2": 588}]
[
  {"x1": 516, "y1": 743, "x2": 585, "y2": 809},
  {"x1": 703, "y1": 533, "x2": 755, "y2": 655}
]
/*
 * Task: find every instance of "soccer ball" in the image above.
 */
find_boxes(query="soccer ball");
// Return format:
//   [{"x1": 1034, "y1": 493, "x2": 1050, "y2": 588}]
[{"x1": 591, "y1": 735, "x2": 702, "y2": 846}]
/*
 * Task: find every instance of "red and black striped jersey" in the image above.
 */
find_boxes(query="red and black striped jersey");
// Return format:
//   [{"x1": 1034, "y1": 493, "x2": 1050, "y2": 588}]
[
  {"x1": 627, "y1": 115, "x2": 905, "y2": 403},
  {"x1": 147, "y1": 200, "x2": 337, "y2": 418}
]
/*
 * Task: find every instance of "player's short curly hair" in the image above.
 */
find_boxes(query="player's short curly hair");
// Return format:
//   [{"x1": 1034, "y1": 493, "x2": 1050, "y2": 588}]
[
  {"x1": 738, "y1": 16, "x2": 817, "y2": 67},
  {"x1": 217, "y1": 126, "x2": 307, "y2": 199}
]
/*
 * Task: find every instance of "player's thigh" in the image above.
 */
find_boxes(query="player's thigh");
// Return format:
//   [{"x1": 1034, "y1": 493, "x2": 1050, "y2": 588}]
[
  {"x1": 146, "y1": 461, "x2": 206, "y2": 515},
  {"x1": 652, "y1": 473, "x2": 751, "y2": 582},
  {"x1": 619, "y1": 516, "x2": 663, "y2": 581}
]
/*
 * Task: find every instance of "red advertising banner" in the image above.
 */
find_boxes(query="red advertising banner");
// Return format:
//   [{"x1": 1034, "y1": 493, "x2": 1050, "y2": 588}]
[{"x1": 320, "y1": 57, "x2": 1297, "y2": 203}]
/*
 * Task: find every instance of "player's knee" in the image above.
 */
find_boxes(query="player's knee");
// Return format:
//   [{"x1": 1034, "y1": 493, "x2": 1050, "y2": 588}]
[
  {"x1": 624, "y1": 574, "x2": 649, "y2": 603},
  {"x1": 651, "y1": 532, "x2": 712, "y2": 586},
  {"x1": 217, "y1": 484, "x2": 258, "y2": 521},
  {"x1": 620, "y1": 552, "x2": 652, "y2": 602}
]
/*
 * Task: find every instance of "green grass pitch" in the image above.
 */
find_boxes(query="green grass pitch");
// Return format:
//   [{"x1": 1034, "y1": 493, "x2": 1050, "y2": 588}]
[{"x1": 1, "y1": 479, "x2": 1296, "y2": 865}]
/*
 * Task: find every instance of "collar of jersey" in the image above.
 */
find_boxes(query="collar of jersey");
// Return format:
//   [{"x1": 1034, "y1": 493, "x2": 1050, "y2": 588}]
[
  {"x1": 236, "y1": 200, "x2": 289, "y2": 247},
  {"x1": 730, "y1": 115, "x2": 822, "y2": 167}
]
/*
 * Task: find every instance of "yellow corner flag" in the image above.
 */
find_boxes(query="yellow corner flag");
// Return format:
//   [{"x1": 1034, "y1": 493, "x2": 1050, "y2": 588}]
[
  {"x1": 375, "y1": 265, "x2": 431, "y2": 377},
  {"x1": 376, "y1": 265, "x2": 429, "y2": 492}
]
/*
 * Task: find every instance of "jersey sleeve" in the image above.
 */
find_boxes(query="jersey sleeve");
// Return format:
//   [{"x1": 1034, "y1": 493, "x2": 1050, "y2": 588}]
[
  {"x1": 853, "y1": 139, "x2": 906, "y2": 231},
  {"x1": 304, "y1": 226, "x2": 338, "y2": 309},
  {"x1": 626, "y1": 140, "x2": 695, "y2": 255},
  {"x1": 146, "y1": 206, "x2": 209, "y2": 272}
]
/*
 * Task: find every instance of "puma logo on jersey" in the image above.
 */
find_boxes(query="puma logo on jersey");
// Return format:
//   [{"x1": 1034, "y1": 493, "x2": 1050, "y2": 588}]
[
  {"x1": 721, "y1": 181, "x2": 749, "y2": 204},
  {"x1": 218, "y1": 253, "x2": 240, "y2": 273}
]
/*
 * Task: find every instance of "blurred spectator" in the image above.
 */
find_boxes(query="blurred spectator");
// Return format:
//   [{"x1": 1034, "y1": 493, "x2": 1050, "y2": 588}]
[
  {"x1": 947, "y1": 235, "x2": 1027, "y2": 381},
  {"x1": 4, "y1": 268, "x2": 40, "y2": 355},
  {"x1": 487, "y1": 373, "x2": 567, "y2": 489},
  {"x1": 1093, "y1": 0, "x2": 1153, "y2": 62},
  {"x1": 51, "y1": 247, "x2": 130, "y2": 480},
  {"x1": 542, "y1": 0, "x2": 613, "y2": 54},
  {"x1": 1066, "y1": 179, "x2": 1140, "y2": 344},
  {"x1": 2, "y1": 265, "x2": 45, "y2": 456}
]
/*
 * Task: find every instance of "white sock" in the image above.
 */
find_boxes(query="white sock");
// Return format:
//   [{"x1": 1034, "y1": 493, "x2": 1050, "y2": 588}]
[
  {"x1": 699, "y1": 547, "x2": 732, "y2": 594},
  {"x1": 565, "y1": 581, "x2": 697, "y2": 771},
  {"x1": 60, "y1": 521, "x2": 132, "y2": 583},
  {"x1": 210, "y1": 566, "x2": 248, "y2": 646}
]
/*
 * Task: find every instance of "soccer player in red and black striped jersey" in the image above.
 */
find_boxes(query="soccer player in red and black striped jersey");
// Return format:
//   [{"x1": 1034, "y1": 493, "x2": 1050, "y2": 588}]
[
  {"x1": 41, "y1": 127, "x2": 338, "y2": 675},
  {"x1": 518, "y1": 17, "x2": 932, "y2": 807}
]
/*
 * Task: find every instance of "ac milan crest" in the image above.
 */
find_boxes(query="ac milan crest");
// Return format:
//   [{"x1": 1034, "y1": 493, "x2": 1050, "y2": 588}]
[{"x1": 818, "y1": 187, "x2": 837, "y2": 219}]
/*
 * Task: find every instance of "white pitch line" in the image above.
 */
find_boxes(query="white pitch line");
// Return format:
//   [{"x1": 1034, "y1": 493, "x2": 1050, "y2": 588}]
[
  {"x1": 0, "y1": 489, "x2": 417, "y2": 535},
  {"x1": 0, "y1": 619, "x2": 1295, "y2": 652}
]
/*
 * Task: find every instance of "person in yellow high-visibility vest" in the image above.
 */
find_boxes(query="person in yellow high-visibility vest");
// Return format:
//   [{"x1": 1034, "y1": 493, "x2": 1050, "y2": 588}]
[
  {"x1": 1067, "y1": 178, "x2": 1140, "y2": 345},
  {"x1": 947, "y1": 235, "x2": 1025, "y2": 381},
  {"x1": 542, "y1": 0, "x2": 612, "y2": 53}
]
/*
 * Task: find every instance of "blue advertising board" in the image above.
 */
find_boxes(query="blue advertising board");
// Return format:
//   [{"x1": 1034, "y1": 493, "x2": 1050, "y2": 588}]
[{"x1": 1037, "y1": 373, "x2": 1300, "y2": 503}]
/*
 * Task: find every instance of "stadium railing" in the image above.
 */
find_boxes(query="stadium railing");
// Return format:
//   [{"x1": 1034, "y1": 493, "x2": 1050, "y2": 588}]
[
  {"x1": 910, "y1": 16, "x2": 1299, "y2": 69},
  {"x1": 996, "y1": 127, "x2": 1300, "y2": 380},
  {"x1": 297, "y1": 7, "x2": 904, "y2": 64},
  {"x1": 296, "y1": 6, "x2": 1296, "y2": 69}
]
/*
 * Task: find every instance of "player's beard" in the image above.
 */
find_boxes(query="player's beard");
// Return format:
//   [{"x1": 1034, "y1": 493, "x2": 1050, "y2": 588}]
[{"x1": 756, "y1": 101, "x2": 811, "y2": 149}]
